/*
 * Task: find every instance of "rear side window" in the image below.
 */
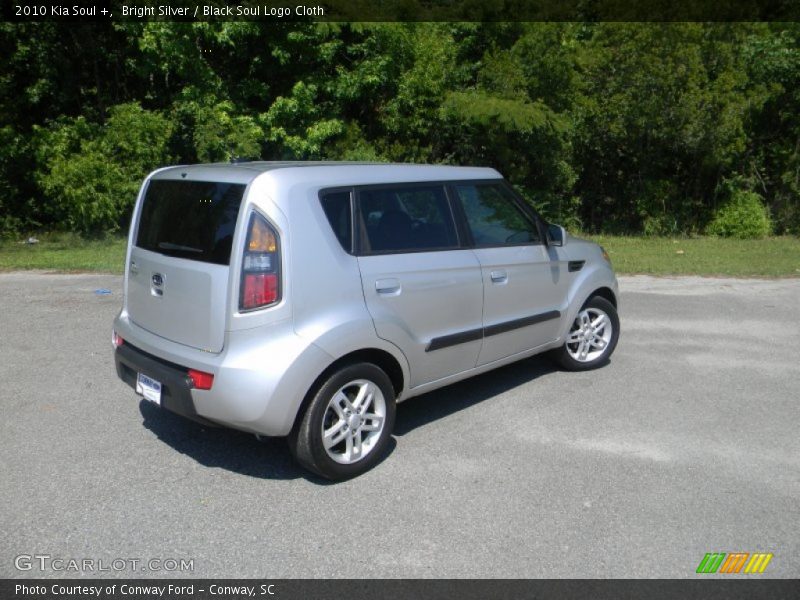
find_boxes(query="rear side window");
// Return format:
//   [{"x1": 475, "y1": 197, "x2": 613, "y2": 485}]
[
  {"x1": 320, "y1": 191, "x2": 353, "y2": 252},
  {"x1": 453, "y1": 183, "x2": 541, "y2": 246},
  {"x1": 136, "y1": 180, "x2": 245, "y2": 265},
  {"x1": 358, "y1": 185, "x2": 458, "y2": 254}
]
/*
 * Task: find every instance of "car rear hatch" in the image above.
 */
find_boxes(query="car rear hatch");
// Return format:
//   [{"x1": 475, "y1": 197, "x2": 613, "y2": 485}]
[{"x1": 127, "y1": 177, "x2": 246, "y2": 353}]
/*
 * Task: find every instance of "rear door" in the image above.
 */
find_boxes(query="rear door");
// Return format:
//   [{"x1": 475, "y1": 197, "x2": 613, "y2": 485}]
[
  {"x1": 127, "y1": 178, "x2": 245, "y2": 353},
  {"x1": 355, "y1": 183, "x2": 484, "y2": 387},
  {"x1": 452, "y1": 182, "x2": 565, "y2": 366}
]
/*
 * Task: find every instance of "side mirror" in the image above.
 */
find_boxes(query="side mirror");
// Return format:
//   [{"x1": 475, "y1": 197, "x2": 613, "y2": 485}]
[{"x1": 546, "y1": 224, "x2": 567, "y2": 247}]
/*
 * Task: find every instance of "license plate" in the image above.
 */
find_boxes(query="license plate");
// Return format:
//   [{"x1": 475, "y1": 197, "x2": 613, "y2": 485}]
[{"x1": 136, "y1": 372, "x2": 162, "y2": 405}]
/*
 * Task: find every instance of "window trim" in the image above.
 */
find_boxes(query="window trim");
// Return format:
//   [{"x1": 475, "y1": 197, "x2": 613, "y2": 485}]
[{"x1": 318, "y1": 178, "x2": 547, "y2": 256}]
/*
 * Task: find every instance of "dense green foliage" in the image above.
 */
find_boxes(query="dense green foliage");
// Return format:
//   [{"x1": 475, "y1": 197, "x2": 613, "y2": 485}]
[
  {"x1": 707, "y1": 189, "x2": 773, "y2": 239},
  {"x1": 1, "y1": 22, "x2": 798, "y2": 237}
]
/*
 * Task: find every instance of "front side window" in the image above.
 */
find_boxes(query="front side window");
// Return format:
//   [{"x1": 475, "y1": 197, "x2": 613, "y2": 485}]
[
  {"x1": 453, "y1": 183, "x2": 541, "y2": 247},
  {"x1": 136, "y1": 179, "x2": 245, "y2": 265},
  {"x1": 358, "y1": 185, "x2": 458, "y2": 254}
]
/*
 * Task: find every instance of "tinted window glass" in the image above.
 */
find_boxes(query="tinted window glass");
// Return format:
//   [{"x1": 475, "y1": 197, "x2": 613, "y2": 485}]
[
  {"x1": 358, "y1": 185, "x2": 458, "y2": 253},
  {"x1": 454, "y1": 184, "x2": 540, "y2": 246},
  {"x1": 136, "y1": 180, "x2": 245, "y2": 265},
  {"x1": 320, "y1": 191, "x2": 352, "y2": 252}
]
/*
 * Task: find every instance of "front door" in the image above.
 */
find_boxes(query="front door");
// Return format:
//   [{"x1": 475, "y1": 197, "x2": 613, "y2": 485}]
[{"x1": 451, "y1": 182, "x2": 565, "y2": 366}]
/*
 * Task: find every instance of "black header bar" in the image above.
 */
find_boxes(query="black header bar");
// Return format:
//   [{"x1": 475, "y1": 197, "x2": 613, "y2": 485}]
[{"x1": 3, "y1": 0, "x2": 800, "y2": 22}]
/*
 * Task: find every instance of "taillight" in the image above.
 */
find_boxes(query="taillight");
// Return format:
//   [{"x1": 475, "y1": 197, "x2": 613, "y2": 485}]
[
  {"x1": 112, "y1": 330, "x2": 124, "y2": 348},
  {"x1": 188, "y1": 369, "x2": 214, "y2": 390},
  {"x1": 243, "y1": 272, "x2": 278, "y2": 307},
  {"x1": 240, "y1": 212, "x2": 281, "y2": 311}
]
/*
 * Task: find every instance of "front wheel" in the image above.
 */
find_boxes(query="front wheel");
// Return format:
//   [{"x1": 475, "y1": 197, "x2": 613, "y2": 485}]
[
  {"x1": 289, "y1": 363, "x2": 396, "y2": 480},
  {"x1": 552, "y1": 296, "x2": 620, "y2": 371}
]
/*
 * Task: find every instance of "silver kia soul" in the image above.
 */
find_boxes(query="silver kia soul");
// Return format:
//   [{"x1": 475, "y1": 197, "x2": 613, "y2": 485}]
[{"x1": 113, "y1": 162, "x2": 620, "y2": 479}]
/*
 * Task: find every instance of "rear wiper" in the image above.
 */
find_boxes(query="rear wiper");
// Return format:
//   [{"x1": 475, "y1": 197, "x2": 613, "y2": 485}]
[{"x1": 158, "y1": 242, "x2": 202, "y2": 253}]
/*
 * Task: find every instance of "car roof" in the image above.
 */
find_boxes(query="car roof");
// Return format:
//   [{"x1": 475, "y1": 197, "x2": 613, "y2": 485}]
[{"x1": 149, "y1": 161, "x2": 502, "y2": 186}]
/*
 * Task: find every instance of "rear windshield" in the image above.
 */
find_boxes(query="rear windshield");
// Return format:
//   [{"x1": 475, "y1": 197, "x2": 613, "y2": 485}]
[{"x1": 136, "y1": 180, "x2": 246, "y2": 265}]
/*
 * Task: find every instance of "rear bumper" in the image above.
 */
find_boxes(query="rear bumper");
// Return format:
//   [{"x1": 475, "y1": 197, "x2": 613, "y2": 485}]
[
  {"x1": 113, "y1": 311, "x2": 336, "y2": 436},
  {"x1": 114, "y1": 342, "x2": 219, "y2": 428}
]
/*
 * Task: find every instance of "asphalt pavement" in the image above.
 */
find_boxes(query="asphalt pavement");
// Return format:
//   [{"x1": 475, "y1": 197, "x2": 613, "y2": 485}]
[{"x1": 1, "y1": 272, "x2": 798, "y2": 578}]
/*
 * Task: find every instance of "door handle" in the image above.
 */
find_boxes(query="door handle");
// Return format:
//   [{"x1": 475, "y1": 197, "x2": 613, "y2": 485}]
[
  {"x1": 375, "y1": 278, "x2": 401, "y2": 296},
  {"x1": 130, "y1": 261, "x2": 139, "y2": 274},
  {"x1": 490, "y1": 270, "x2": 508, "y2": 284}
]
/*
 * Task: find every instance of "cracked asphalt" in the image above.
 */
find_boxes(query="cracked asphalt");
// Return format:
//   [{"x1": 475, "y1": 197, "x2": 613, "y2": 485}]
[{"x1": 1, "y1": 272, "x2": 798, "y2": 578}]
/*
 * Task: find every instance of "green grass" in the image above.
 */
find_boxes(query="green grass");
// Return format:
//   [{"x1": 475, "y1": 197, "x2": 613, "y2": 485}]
[
  {"x1": 0, "y1": 233, "x2": 127, "y2": 273},
  {"x1": 1, "y1": 233, "x2": 799, "y2": 278},
  {"x1": 588, "y1": 235, "x2": 800, "y2": 277}
]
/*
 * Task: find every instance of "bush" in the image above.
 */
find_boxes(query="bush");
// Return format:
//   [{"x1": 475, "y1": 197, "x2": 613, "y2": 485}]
[
  {"x1": 706, "y1": 190, "x2": 772, "y2": 239},
  {"x1": 35, "y1": 103, "x2": 172, "y2": 236},
  {"x1": 191, "y1": 100, "x2": 264, "y2": 162}
]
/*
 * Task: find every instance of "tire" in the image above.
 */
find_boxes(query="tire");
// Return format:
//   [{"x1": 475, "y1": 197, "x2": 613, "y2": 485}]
[
  {"x1": 289, "y1": 363, "x2": 396, "y2": 480},
  {"x1": 552, "y1": 295, "x2": 620, "y2": 371}
]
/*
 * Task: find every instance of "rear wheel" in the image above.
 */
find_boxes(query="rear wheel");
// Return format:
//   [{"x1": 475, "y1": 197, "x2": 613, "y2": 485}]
[
  {"x1": 289, "y1": 363, "x2": 396, "y2": 480},
  {"x1": 553, "y1": 296, "x2": 619, "y2": 371}
]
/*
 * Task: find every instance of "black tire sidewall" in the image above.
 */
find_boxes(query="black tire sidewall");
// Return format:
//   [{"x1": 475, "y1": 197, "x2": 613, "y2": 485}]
[{"x1": 293, "y1": 362, "x2": 396, "y2": 480}]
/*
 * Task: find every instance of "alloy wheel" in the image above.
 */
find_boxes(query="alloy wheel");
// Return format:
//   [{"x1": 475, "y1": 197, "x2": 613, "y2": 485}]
[
  {"x1": 566, "y1": 307, "x2": 613, "y2": 363},
  {"x1": 321, "y1": 379, "x2": 387, "y2": 464}
]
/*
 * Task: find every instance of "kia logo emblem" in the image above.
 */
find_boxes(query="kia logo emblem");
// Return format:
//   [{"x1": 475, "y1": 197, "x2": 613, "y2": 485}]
[{"x1": 152, "y1": 273, "x2": 164, "y2": 287}]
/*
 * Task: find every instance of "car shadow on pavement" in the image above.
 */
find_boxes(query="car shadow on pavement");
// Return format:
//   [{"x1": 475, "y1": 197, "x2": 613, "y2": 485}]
[
  {"x1": 138, "y1": 355, "x2": 556, "y2": 483},
  {"x1": 393, "y1": 355, "x2": 558, "y2": 436},
  {"x1": 138, "y1": 400, "x2": 323, "y2": 483}
]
